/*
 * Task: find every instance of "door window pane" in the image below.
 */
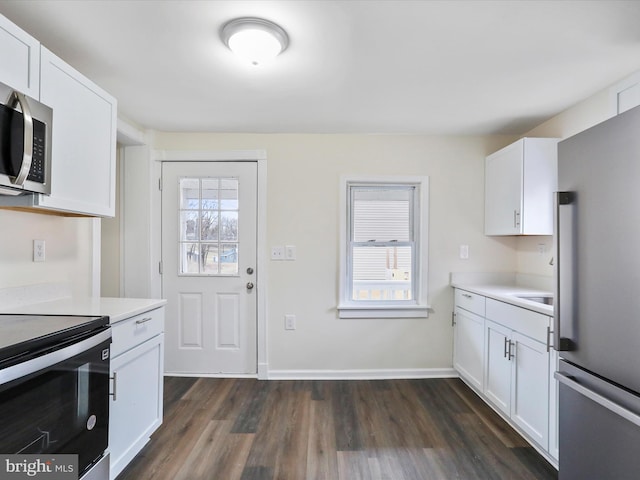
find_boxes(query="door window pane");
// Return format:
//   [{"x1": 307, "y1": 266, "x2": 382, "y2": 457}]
[{"x1": 178, "y1": 177, "x2": 239, "y2": 275}]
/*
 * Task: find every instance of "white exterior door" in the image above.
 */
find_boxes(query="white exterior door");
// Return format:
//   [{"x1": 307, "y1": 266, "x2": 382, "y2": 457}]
[{"x1": 161, "y1": 161, "x2": 257, "y2": 375}]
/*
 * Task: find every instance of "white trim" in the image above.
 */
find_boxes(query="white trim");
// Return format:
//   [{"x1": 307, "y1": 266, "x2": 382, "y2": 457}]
[
  {"x1": 91, "y1": 218, "x2": 101, "y2": 297},
  {"x1": 267, "y1": 368, "x2": 457, "y2": 380},
  {"x1": 337, "y1": 304, "x2": 431, "y2": 319},
  {"x1": 609, "y1": 70, "x2": 640, "y2": 116},
  {"x1": 153, "y1": 149, "x2": 267, "y2": 162},
  {"x1": 164, "y1": 373, "x2": 258, "y2": 379},
  {"x1": 155, "y1": 149, "x2": 268, "y2": 379},
  {"x1": 338, "y1": 175, "x2": 430, "y2": 318},
  {"x1": 117, "y1": 146, "x2": 126, "y2": 297},
  {"x1": 117, "y1": 116, "x2": 147, "y2": 146}
]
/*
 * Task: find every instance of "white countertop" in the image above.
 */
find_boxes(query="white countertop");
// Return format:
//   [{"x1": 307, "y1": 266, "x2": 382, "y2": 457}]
[
  {"x1": 451, "y1": 282, "x2": 554, "y2": 316},
  {"x1": 4, "y1": 297, "x2": 167, "y2": 324}
]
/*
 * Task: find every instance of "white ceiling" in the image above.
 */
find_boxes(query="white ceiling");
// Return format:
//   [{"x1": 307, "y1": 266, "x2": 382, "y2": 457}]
[{"x1": 1, "y1": 0, "x2": 640, "y2": 135}]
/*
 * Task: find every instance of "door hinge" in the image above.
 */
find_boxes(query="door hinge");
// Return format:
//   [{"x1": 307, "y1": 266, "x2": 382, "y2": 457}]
[
  {"x1": 158, "y1": 261, "x2": 163, "y2": 275},
  {"x1": 158, "y1": 178, "x2": 162, "y2": 191},
  {"x1": 451, "y1": 311, "x2": 456, "y2": 326}
]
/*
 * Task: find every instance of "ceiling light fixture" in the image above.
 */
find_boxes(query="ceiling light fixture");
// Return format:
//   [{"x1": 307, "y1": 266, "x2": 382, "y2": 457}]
[{"x1": 221, "y1": 17, "x2": 289, "y2": 66}]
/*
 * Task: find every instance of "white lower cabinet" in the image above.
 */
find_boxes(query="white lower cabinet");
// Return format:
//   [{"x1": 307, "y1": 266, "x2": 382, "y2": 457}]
[
  {"x1": 548, "y1": 349, "x2": 559, "y2": 461},
  {"x1": 109, "y1": 307, "x2": 165, "y2": 480},
  {"x1": 485, "y1": 319, "x2": 549, "y2": 449},
  {"x1": 453, "y1": 288, "x2": 557, "y2": 465},
  {"x1": 485, "y1": 320, "x2": 512, "y2": 413},
  {"x1": 453, "y1": 306, "x2": 485, "y2": 391}
]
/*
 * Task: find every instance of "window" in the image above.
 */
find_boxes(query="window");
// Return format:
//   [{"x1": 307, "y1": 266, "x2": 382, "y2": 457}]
[
  {"x1": 178, "y1": 176, "x2": 239, "y2": 275},
  {"x1": 339, "y1": 176, "x2": 430, "y2": 318}
]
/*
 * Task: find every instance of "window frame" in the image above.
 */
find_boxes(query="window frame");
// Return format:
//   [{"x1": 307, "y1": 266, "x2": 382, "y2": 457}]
[{"x1": 338, "y1": 175, "x2": 430, "y2": 319}]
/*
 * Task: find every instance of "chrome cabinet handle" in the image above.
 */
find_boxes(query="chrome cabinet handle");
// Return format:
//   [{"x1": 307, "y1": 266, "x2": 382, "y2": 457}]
[
  {"x1": 110, "y1": 371, "x2": 117, "y2": 402},
  {"x1": 461, "y1": 293, "x2": 472, "y2": 299},
  {"x1": 546, "y1": 326, "x2": 553, "y2": 352},
  {"x1": 503, "y1": 336, "x2": 509, "y2": 358},
  {"x1": 135, "y1": 317, "x2": 152, "y2": 325},
  {"x1": 7, "y1": 91, "x2": 33, "y2": 186},
  {"x1": 508, "y1": 340, "x2": 515, "y2": 360}
]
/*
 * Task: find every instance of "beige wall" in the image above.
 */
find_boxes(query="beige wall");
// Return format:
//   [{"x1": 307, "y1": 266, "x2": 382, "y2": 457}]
[
  {"x1": 153, "y1": 133, "x2": 518, "y2": 372},
  {"x1": 515, "y1": 87, "x2": 614, "y2": 277},
  {"x1": 0, "y1": 209, "x2": 94, "y2": 297},
  {"x1": 0, "y1": 74, "x2": 623, "y2": 372},
  {"x1": 100, "y1": 149, "x2": 121, "y2": 297}
]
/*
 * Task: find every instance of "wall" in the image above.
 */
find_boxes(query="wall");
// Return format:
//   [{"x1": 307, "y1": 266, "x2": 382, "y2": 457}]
[
  {"x1": 515, "y1": 88, "x2": 614, "y2": 277},
  {"x1": 152, "y1": 133, "x2": 517, "y2": 373},
  {"x1": 0, "y1": 209, "x2": 94, "y2": 297},
  {"x1": 101, "y1": 149, "x2": 122, "y2": 297}
]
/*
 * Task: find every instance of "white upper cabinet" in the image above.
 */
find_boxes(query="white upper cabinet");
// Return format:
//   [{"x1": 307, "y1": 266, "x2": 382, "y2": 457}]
[
  {"x1": 35, "y1": 47, "x2": 117, "y2": 217},
  {"x1": 0, "y1": 14, "x2": 40, "y2": 97},
  {"x1": 484, "y1": 138, "x2": 558, "y2": 236},
  {"x1": 0, "y1": 15, "x2": 117, "y2": 217}
]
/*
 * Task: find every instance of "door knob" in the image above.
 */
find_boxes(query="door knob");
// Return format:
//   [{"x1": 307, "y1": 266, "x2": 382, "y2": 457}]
[{"x1": 246, "y1": 282, "x2": 254, "y2": 290}]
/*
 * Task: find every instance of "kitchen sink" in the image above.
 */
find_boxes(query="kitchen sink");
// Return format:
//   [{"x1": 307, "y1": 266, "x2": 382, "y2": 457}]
[{"x1": 516, "y1": 295, "x2": 554, "y2": 306}]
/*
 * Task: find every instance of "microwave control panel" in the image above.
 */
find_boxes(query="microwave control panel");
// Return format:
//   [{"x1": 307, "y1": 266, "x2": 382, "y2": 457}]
[{"x1": 26, "y1": 118, "x2": 46, "y2": 184}]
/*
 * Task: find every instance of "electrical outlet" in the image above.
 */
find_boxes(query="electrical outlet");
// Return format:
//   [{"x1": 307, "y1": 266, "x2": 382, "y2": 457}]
[
  {"x1": 271, "y1": 246, "x2": 285, "y2": 260},
  {"x1": 284, "y1": 314, "x2": 296, "y2": 330},
  {"x1": 459, "y1": 244, "x2": 469, "y2": 260},
  {"x1": 537, "y1": 243, "x2": 546, "y2": 255},
  {"x1": 33, "y1": 239, "x2": 45, "y2": 262}
]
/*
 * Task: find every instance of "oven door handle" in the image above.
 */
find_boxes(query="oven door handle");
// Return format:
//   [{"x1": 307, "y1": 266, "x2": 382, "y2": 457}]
[{"x1": 0, "y1": 328, "x2": 111, "y2": 386}]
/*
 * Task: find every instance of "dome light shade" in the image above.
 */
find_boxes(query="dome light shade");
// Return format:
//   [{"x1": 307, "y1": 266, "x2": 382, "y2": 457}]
[{"x1": 221, "y1": 17, "x2": 289, "y2": 65}]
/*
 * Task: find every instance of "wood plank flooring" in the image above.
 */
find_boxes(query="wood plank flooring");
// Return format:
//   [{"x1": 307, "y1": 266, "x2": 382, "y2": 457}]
[{"x1": 117, "y1": 377, "x2": 557, "y2": 480}]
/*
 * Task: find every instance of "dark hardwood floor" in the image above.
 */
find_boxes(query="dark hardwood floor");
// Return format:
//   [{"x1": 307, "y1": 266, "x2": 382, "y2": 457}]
[{"x1": 117, "y1": 377, "x2": 558, "y2": 480}]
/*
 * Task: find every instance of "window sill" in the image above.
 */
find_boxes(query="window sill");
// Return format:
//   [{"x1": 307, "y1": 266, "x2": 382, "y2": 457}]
[{"x1": 337, "y1": 304, "x2": 430, "y2": 319}]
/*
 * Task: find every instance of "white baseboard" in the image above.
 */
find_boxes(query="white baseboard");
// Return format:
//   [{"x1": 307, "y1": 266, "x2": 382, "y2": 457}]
[
  {"x1": 267, "y1": 368, "x2": 457, "y2": 380},
  {"x1": 164, "y1": 372, "x2": 258, "y2": 379}
]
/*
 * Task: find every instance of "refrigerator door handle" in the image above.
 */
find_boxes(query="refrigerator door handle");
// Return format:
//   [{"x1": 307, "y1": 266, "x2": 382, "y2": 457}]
[
  {"x1": 555, "y1": 372, "x2": 640, "y2": 428},
  {"x1": 554, "y1": 191, "x2": 575, "y2": 351}
]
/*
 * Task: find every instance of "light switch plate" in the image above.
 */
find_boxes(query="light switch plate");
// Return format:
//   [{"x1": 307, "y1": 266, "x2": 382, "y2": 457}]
[{"x1": 284, "y1": 314, "x2": 296, "y2": 330}]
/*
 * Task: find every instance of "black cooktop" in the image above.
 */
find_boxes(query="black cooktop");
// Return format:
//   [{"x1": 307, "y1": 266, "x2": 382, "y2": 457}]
[{"x1": 0, "y1": 314, "x2": 109, "y2": 366}]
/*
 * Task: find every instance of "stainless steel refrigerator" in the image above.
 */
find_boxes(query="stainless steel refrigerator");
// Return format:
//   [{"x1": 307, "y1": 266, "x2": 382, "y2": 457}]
[{"x1": 555, "y1": 105, "x2": 640, "y2": 479}]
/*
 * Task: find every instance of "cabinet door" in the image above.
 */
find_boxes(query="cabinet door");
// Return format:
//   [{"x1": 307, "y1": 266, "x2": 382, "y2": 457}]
[
  {"x1": 109, "y1": 333, "x2": 164, "y2": 480},
  {"x1": 511, "y1": 332, "x2": 550, "y2": 449},
  {"x1": 0, "y1": 14, "x2": 40, "y2": 97},
  {"x1": 38, "y1": 47, "x2": 117, "y2": 216},
  {"x1": 453, "y1": 307, "x2": 485, "y2": 391},
  {"x1": 547, "y1": 348, "x2": 559, "y2": 460},
  {"x1": 484, "y1": 140, "x2": 523, "y2": 235},
  {"x1": 484, "y1": 320, "x2": 512, "y2": 415}
]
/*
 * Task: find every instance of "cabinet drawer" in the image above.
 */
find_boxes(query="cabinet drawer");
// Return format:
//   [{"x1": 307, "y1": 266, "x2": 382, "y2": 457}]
[
  {"x1": 485, "y1": 299, "x2": 550, "y2": 343},
  {"x1": 111, "y1": 308, "x2": 164, "y2": 358},
  {"x1": 455, "y1": 289, "x2": 486, "y2": 317}
]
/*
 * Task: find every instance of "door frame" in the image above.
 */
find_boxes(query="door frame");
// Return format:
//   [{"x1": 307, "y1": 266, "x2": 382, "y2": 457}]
[{"x1": 153, "y1": 149, "x2": 268, "y2": 379}]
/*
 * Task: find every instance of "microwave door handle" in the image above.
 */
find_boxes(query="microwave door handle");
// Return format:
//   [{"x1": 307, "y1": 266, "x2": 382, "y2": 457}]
[{"x1": 7, "y1": 91, "x2": 33, "y2": 186}]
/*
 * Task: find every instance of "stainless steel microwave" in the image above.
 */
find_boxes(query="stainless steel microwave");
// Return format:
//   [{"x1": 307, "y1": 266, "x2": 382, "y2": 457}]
[{"x1": 0, "y1": 81, "x2": 52, "y2": 195}]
